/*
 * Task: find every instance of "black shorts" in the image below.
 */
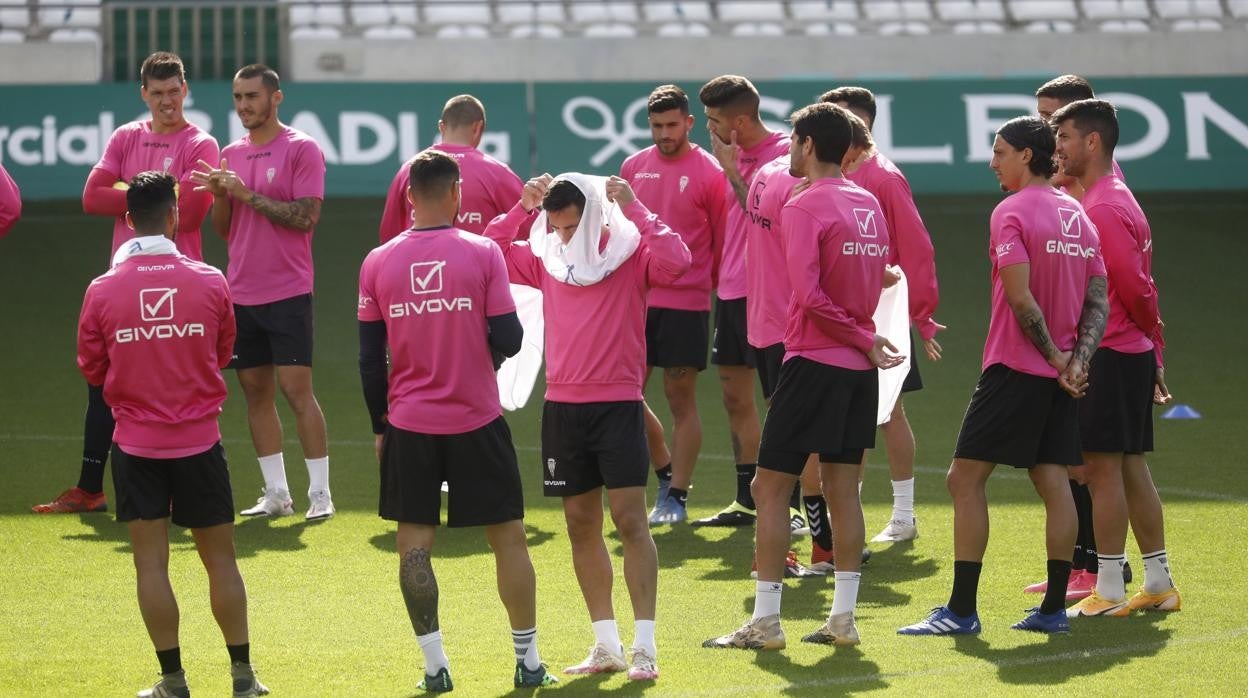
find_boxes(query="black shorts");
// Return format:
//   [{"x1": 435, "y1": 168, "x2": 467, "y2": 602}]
[
  {"x1": 231, "y1": 293, "x2": 315, "y2": 369},
  {"x1": 645, "y1": 307, "x2": 709, "y2": 370},
  {"x1": 379, "y1": 418, "x2": 524, "y2": 527},
  {"x1": 901, "y1": 330, "x2": 923, "y2": 393},
  {"x1": 1079, "y1": 348, "x2": 1155, "y2": 454},
  {"x1": 711, "y1": 297, "x2": 755, "y2": 368},
  {"x1": 758, "y1": 357, "x2": 878, "y2": 474},
  {"x1": 754, "y1": 342, "x2": 785, "y2": 401},
  {"x1": 541, "y1": 400, "x2": 649, "y2": 497},
  {"x1": 111, "y1": 443, "x2": 234, "y2": 529},
  {"x1": 954, "y1": 363, "x2": 1082, "y2": 469}
]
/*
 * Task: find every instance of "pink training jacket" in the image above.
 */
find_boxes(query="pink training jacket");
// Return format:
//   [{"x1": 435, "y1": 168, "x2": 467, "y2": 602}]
[
  {"x1": 744, "y1": 156, "x2": 801, "y2": 349},
  {"x1": 0, "y1": 163, "x2": 19, "y2": 240}
]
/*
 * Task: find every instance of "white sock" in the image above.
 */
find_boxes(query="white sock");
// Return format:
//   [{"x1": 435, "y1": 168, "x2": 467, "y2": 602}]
[
  {"x1": 752, "y1": 580, "x2": 783, "y2": 619},
  {"x1": 890, "y1": 478, "x2": 915, "y2": 522},
  {"x1": 306, "y1": 456, "x2": 330, "y2": 494},
  {"x1": 417, "y1": 630, "x2": 449, "y2": 674},
  {"x1": 1142, "y1": 549, "x2": 1174, "y2": 593},
  {"x1": 632, "y1": 619, "x2": 656, "y2": 657},
  {"x1": 257, "y1": 453, "x2": 288, "y2": 493},
  {"x1": 857, "y1": 480, "x2": 863, "y2": 497},
  {"x1": 512, "y1": 627, "x2": 542, "y2": 671},
  {"x1": 591, "y1": 619, "x2": 622, "y2": 655},
  {"x1": 1095, "y1": 554, "x2": 1127, "y2": 600},
  {"x1": 830, "y1": 571, "x2": 861, "y2": 616}
]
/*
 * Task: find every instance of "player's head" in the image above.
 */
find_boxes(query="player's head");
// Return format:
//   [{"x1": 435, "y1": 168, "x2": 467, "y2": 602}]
[
  {"x1": 819, "y1": 86, "x2": 877, "y2": 131},
  {"x1": 1035, "y1": 74, "x2": 1095, "y2": 121},
  {"x1": 1051, "y1": 99, "x2": 1119, "y2": 180},
  {"x1": 232, "y1": 64, "x2": 282, "y2": 131},
  {"x1": 543, "y1": 179, "x2": 587, "y2": 244},
  {"x1": 842, "y1": 110, "x2": 875, "y2": 172},
  {"x1": 406, "y1": 150, "x2": 462, "y2": 221},
  {"x1": 439, "y1": 95, "x2": 486, "y2": 147},
  {"x1": 991, "y1": 115, "x2": 1058, "y2": 192},
  {"x1": 139, "y1": 52, "x2": 188, "y2": 131},
  {"x1": 124, "y1": 171, "x2": 179, "y2": 239},
  {"x1": 788, "y1": 102, "x2": 853, "y2": 179},
  {"x1": 699, "y1": 75, "x2": 761, "y2": 144},
  {"x1": 647, "y1": 84, "x2": 694, "y2": 157}
]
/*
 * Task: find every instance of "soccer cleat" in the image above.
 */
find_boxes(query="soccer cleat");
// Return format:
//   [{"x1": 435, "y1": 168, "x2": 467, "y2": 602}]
[
  {"x1": 702, "y1": 614, "x2": 786, "y2": 650},
  {"x1": 789, "y1": 508, "x2": 810, "y2": 537},
  {"x1": 897, "y1": 606, "x2": 981, "y2": 636},
  {"x1": 230, "y1": 662, "x2": 270, "y2": 698},
  {"x1": 751, "y1": 549, "x2": 824, "y2": 579},
  {"x1": 801, "y1": 612, "x2": 860, "y2": 646},
  {"x1": 626, "y1": 647, "x2": 659, "y2": 681},
  {"x1": 514, "y1": 662, "x2": 559, "y2": 688},
  {"x1": 137, "y1": 671, "x2": 190, "y2": 698},
  {"x1": 1011, "y1": 607, "x2": 1070, "y2": 633},
  {"x1": 1023, "y1": 569, "x2": 1096, "y2": 599},
  {"x1": 1126, "y1": 586, "x2": 1182, "y2": 612},
  {"x1": 654, "y1": 476, "x2": 671, "y2": 506},
  {"x1": 417, "y1": 667, "x2": 453, "y2": 693},
  {"x1": 1023, "y1": 578, "x2": 1048, "y2": 594},
  {"x1": 305, "y1": 490, "x2": 335, "y2": 520},
  {"x1": 32, "y1": 487, "x2": 108, "y2": 514},
  {"x1": 648, "y1": 495, "x2": 687, "y2": 525},
  {"x1": 1066, "y1": 590, "x2": 1130, "y2": 618},
  {"x1": 563, "y1": 643, "x2": 627, "y2": 675},
  {"x1": 809, "y1": 540, "x2": 835, "y2": 574},
  {"x1": 240, "y1": 488, "x2": 293, "y2": 517},
  {"x1": 690, "y1": 501, "x2": 756, "y2": 527},
  {"x1": 871, "y1": 517, "x2": 918, "y2": 543}
]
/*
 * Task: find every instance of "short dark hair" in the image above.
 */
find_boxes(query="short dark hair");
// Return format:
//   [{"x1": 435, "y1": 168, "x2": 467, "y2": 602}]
[
  {"x1": 698, "y1": 75, "x2": 760, "y2": 117},
  {"x1": 441, "y1": 95, "x2": 486, "y2": 130},
  {"x1": 996, "y1": 116, "x2": 1058, "y2": 178},
  {"x1": 1035, "y1": 74, "x2": 1095, "y2": 104},
  {"x1": 846, "y1": 111, "x2": 874, "y2": 150},
  {"x1": 140, "y1": 51, "x2": 185, "y2": 87},
  {"x1": 819, "y1": 86, "x2": 877, "y2": 125},
  {"x1": 543, "y1": 179, "x2": 586, "y2": 215},
  {"x1": 407, "y1": 150, "x2": 461, "y2": 202},
  {"x1": 235, "y1": 63, "x2": 280, "y2": 93},
  {"x1": 1050, "y1": 98, "x2": 1120, "y2": 154},
  {"x1": 126, "y1": 171, "x2": 178, "y2": 233},
  {"x1": 791, "y1": 102, "x2": 853, "y2": 166},
  {"x1": 648, "y1": 85, "x2": 689, "y2": 115}
]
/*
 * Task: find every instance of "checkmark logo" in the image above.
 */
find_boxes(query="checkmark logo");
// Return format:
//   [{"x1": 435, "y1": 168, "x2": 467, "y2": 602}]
[
  {"x1": 140, "y1": 288, "x2": 177, "y2": 322},
  {"x1": 853, "y1": 208, "x2": 879, "y2": 239},
  {"x1": 410, "y1": 261, "x2": 447, "y2": 295},
  {"x1": 1058, "y1": 207, "x2": 1083, "y2": 238}
]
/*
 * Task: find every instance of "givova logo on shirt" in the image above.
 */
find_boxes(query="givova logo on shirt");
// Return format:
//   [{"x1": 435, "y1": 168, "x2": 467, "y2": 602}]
[
  {"x1": 388, "y1": 261, "x2": 474, "y2": 317},
  {"x1": 843, "y1": 208, "x2": 889, "y2": 257},
  {"x1": 1046, "y1": 208, "x2": 1097, "y2": 258},
  {"x1": 116, "y1": 287, "x2": 206, "y2": 343}
]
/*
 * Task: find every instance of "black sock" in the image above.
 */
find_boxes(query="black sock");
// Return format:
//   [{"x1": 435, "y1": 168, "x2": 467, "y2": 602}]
[
  {"x1": 803, "y1": 495, "x2": 832, "y2": 550},
  {"x1": 735, "y1": 463, "x2": 756, "y2": 509},
  {"x1": 1040, "y1": 559, "x2": 1073, "y2": 614},
  {"x1": 1072, "y1": 482, "x2": 1098, "y2": 573},
  {"x1": 156, "y1": 647, "x2": 182, "y2": 675},
  {"x1": 668, "y1": 487, "x2": 688, "y2": 505},
  {"x1": 227, "y1": 643, "x2": 250, "y2": 665},
  {"x1": 78, "y1": 384, "x2": 113, "y2": 494},
  {"x1": 655, "y1": 464, "x2": 673, "y2": 482},
  {"x1": 948, "y1": 561, "x2": 983, "y2": 618}
]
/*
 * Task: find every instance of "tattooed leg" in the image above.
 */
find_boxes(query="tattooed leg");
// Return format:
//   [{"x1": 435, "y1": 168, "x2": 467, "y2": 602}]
[{"x1": 397, "y1": 524, "x2": 438, "y2": 636}]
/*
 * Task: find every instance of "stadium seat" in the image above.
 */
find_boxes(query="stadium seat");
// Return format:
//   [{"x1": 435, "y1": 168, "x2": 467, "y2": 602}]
[
  {"x1": 805, "y1": 21, "x2": 858, "y2": 35},
  {"x1": 36, "y1": 0, "x2": 101, "y2": 29},
  {"x1": 1171, "y1": 17, "x2": 1222, "y2": 30},
  {"x1": 48, "y1": 26, "x2": 99, "y2": 45},
  {"x1": 656, "y1": 22, "x2": 712, "y2": 36},
  {"x1": 730, "y1": 21, "x2": 784, "y2": 35},
  {"x1": 0, "y1": 1, "x2": 29, "y2": 35},
  {"x1": 290, "y1": 24, "x2": 343, "y2": 38},
  {"x1": 789, "y1": 1, "x2": 858, "y2": 22},
  {"x1": 934, "y1": 0, "x2": 1005, "y2": 21},
  {"x1": 350, "y1": 1, "x2": 417, "y2": 28},
  {"x1": 570, "y1": 2, "x2": 639, "y2": 24},
  {"x1": 1082, "y1": 0, "x2": 1151, "y2": 21},
  {"x1": 582, "y1": 22, "x2": 638, "y2": 37},
  {"x1": 864, "y1": 1, "x2": 933, "y2": 22},
  {"x1": 497, "y1": 1, "x2": 567, "y2": 25},
  {"x1": 287, "y1": 2, "x2": 347, "y2": 28},
  {"x1": 508, "y1": 23, "x2": 564, "y2": 37},
  {"x1": 717, "y1": 1, "x2": 785, "y2": 23},
  {"x1": 424, "y1": 1, "x2": 492, "y2": 25},
  {"x1": 1154, "y1": 0, "x2": 1224, "y2": 19},
  {"x1": 879, "y1": 20, "x2": 932, "y2": 34},
  {"x1": 952, "y1": 20, "x2": 1005, "y2": 32},
  {"x1": 1229, "y1": 0, "x2": 1248, "y2": 18},
  {"x1": 1022, "y1": 19, "x2": 1075, "y2": 32},
  {"x1": 0, "y1": 28, "x2": 22, "y2": 42},
  {"x1": 1008, "y1": 0, "x2": 1077, "y2": 21},
  {"x1": 642, "y1": 2, "x2": 713, "y2": 23},
  {"x1": 1099, "y1": 18, "x2": 1151, "y2": 32},
  {"x1": 363, "y1": 24, "x2": 418, "y2": 38},
  {"x1": 436, "y1": 23, "x2": 490, "y2": 37}
]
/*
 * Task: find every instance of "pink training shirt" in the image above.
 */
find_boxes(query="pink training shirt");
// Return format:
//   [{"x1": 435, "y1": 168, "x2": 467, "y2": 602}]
[
  {"x1": 621, "y1": 144, "x2": 728, "y2": 311},
  {"x1": 77, "y1": 245, "x2": 235, "y2": 456},
  {"x1": 1081, "y1": 173, "x2": 1161, "y2": 360},
  {"x1": 94, "y1": 120, "x2": 220, "y2": 261},
  {"x1": 745, "y1": 156, "x2": 801, "y2": 349},
  {"x1": 221, "y1": 125, "x2": 326, "y2": 305},
  {"x1": 358, "y1": 226, "x2": 516, "y2": 435},
  {"x1": 846, "y1": 151, "x2": 941, "y2": 341},
  {"x1": 484, "y1": 200, "x2": 691, "y2": 403},
  {"x1": 378, "y1": 143, "x2": 524, "y2": 243},
  {"x1": 984, "y1": 185, "x2": 1107, "y2": 378},
  {"x1": 781, "y1": 178, "x2": 889, "y2": 370},
  {"x1": 718, "y1": 130, "x2": 789, "y2": 301},
  {"x1": 0, "y1": 163, "x2": 19, "y2": 240}
]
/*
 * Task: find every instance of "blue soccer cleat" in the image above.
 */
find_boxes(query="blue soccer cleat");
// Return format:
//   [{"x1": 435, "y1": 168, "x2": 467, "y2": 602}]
[
  {"x1": 897, "y1": 606, "x2": 981, "y2": 636},
  {"x1": 1011, "y1": 607, "x2": 1071, "y2": 633}
]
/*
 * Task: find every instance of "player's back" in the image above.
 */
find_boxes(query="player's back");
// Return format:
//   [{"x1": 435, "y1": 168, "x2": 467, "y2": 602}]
[
  {"x1": 745, "y1": 156, "x2": 800, "y2": 349},
  {"x1": 1082, "y1": 173, "x2": 1155, "y2": 352},
  {"x1": 380, "y1": 144, "x2": 522, "y2": 242}
]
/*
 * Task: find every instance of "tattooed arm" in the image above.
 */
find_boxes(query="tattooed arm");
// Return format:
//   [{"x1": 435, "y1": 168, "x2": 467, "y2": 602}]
[
  {"x1": 1000, "y1": 263, "x2": 1068, "y2": 371},
  {"x1": 240, "y1": 192, "x2": 322, "y2": 232},
  {"x1": 1058, "y1": 275, "x2": 1109, "y2": 398}
]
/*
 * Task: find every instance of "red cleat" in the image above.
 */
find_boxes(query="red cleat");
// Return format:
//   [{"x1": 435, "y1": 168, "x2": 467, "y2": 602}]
[{"x1": 32, "y1": 487, "x2": 108, "y2": 513}]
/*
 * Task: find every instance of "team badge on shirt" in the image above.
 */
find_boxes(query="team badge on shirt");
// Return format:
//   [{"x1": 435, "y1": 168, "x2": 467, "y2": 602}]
[
  {"x1": 266, "y1": 167, "x2": 276, "y2": 184},
  {"x1": 679, "y1": 175, "x2": 689, "y2": 193},
  {"x1": 162, "y1": 156, "x2": 174, "y2": 172}
]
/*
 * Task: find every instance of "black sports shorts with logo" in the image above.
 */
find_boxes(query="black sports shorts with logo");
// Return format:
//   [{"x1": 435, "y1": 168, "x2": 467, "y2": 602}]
[
  {"x1": 231, "y1": 293, "x2": 315, "y2": 368},
  {"x1": 1079, "y1": 348, "x2": 1155, "y2": 454},
  {"x1": 540, "y1": 400, "x2": 649, "y2": 497},
  {"x1": 753, "y1": 342, "x2": 786, "y2": 401},
  {"x1": 112, "y1": 443, "x2": 234, "y2": 528},
  {"x1": 711, "y1": 297, "x2": 755, "y2": 368},
  {"x1": 758, "y1": 356, "x2": 878, "y2": 475},
  {"x1": 954, "y1": 363, "x2": 1081, "y2": 469}
]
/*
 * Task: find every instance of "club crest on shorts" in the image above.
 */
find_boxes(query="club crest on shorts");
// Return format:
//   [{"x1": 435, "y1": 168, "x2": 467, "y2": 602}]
[
  {"x1": 266, "y1": 167, "x2": 276, "y2": 183},
  {"x1": 679, "y1": 175, "x2": 689, "y2": 193},
  {"x1": 546, "y1": 458, "x2": 557, "y2": 477}
]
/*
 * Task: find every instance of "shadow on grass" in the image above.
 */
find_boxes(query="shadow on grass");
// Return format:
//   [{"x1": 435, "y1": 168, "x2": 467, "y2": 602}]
[
  {"x1": 755, "y1": 645, "x2": 888, "y2": 695},
  {"x1": 369, "y1": 522, "x2": 556, "y2": 558},
  {"x1": 63, "y1": 511, "x2": 319, "y2": 558}
]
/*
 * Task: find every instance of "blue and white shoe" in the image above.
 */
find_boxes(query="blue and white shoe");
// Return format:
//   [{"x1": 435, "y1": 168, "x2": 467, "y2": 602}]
[
  {"x1": 648, "y1": 495, "x2": 687, "y2": 525},
  {"x1": 897, "y1": 606, "x2": 981, "y2": 636},
  {"x1": 655, "y1": 477, "x2": 671, "y2": 507},
  {"x1": 1011, "y1": 607, "x2": 1070, "y2": 633}
]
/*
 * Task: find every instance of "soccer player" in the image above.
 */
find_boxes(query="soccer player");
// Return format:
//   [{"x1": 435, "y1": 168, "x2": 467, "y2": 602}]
[
  {"x1": 191, "y1": 64, "x2": 335, "y2": 520},
  {"x1": 34, "y1": 51, "x2": 219, "y2": 515},
  {"x1": 693, "y1": 75, "x2": 794, "y2": 530},
  {"x1": 704, "y1": 103, "x2": 903, "y2": 650},
  {"x1": 358, "y1": 151, "x2": 557, "y2": 691},
  {"x1": 898, "y1": 116, "x2": 1109, "y2": 636},
  {"x1": 484, "y1": 172, "x2": 690, "y2": 681},
  {"x1": 1052, "y1": 99, "x2": 1181, "y2": 617},
  {"x1": 0, "y1": 162, "x2": 19, "y2": 240},
  {"x1": 821, "y1": 86, "x2": 944, "y2": 544},
  {"x1": 378, "y1": 94, "x2": 523, "y2": 242},
  {"x1": 77, "y1": 171, "x2": 265, "y2": 698},
  {"x1": 619, "y1": 84, "x2": 729, "y2": 525}
]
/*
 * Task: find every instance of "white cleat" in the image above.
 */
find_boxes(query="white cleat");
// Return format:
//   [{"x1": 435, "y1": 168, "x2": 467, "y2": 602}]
[
  {"x1": 241, "y1": 488, "x2": 294, "y2": 517},
  {"x1": 305, "y1": 490, "x2": 336, "y2": 520},
  {"x1": 563, "y1": 643, "x2": 627, "y2": 675},
  {"x1": 871, "y1": 517, "x2": 918, "y2": 543}
]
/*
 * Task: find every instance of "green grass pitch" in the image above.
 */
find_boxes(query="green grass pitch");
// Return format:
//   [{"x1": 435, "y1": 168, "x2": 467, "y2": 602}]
[{"x1": 0, "y1": 191, "x2": 1244, "y2": 696}]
